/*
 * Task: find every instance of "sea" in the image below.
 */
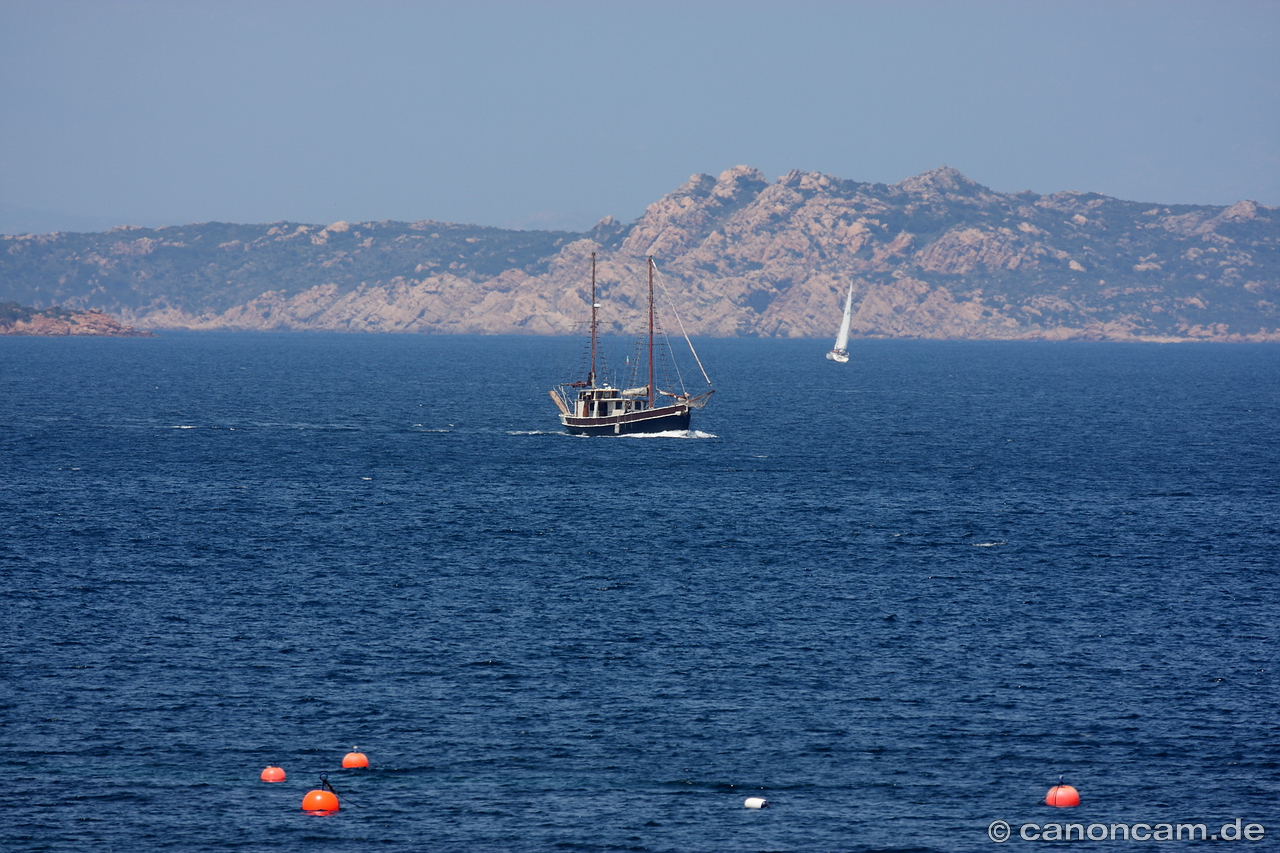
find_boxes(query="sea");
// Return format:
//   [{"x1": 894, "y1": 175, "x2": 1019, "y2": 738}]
[{"x1": 2, "y1": 332, "x2": 1277, "y2": 852}]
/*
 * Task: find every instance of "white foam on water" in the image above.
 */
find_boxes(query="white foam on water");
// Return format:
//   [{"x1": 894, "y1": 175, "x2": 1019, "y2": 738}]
[{"x1": 622, "y1": 429, "x2": 716, "y2": 439}]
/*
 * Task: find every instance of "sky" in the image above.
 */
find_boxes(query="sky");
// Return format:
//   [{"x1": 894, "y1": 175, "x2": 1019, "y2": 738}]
[{"x1": 2, "y1": 0, "x2": 1278, "y2": 235}]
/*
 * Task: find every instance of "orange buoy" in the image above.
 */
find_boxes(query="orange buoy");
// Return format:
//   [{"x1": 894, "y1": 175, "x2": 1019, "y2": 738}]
[
  {"x1": 302, "y1": 789, "x2": 340, "y2": 813},
  {"x1": 260, "y1": 765, "x2": 286, "y2": 783},
  {"x1": 1045, "y1": 775, "x2": 1080, "y2": 807},
  {"x1": 342, "y1": 749, "x2": 369, "y2": 768}
]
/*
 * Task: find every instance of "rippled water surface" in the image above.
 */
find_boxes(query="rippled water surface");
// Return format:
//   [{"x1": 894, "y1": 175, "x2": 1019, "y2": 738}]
[{"x1": 2, "y1": 334, "x2": 1277, "y2": 851}]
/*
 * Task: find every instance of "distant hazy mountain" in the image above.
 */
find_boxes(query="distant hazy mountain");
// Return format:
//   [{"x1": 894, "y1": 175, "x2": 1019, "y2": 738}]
[{"x1": 3, "y1": 167, "x2": 1276, "y2": 341}]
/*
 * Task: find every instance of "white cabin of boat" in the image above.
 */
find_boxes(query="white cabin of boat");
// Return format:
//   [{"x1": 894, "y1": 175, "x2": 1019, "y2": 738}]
[{"x1": 572, "y1": 385, "x2": 650, "y2": 418}]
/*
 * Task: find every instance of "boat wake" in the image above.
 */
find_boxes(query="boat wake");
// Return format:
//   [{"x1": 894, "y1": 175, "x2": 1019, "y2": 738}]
[{"x1": 622, "y1": 429, "x2": 717, "y2": 439}]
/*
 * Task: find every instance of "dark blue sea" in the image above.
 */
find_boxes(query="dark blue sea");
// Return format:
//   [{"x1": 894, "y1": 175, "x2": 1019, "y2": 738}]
[{"x1": 2, "y1": 333, "x2": 1277, "y2": 852}]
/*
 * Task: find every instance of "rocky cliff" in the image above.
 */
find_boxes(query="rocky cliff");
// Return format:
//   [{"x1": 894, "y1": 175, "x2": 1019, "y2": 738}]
[{"x1": 3, "y1": 167, "x2": 1277, "y2": 341}]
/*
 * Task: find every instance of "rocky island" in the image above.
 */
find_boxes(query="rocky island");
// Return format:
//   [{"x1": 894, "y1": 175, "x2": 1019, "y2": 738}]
[
  {"x1": 1, "y1": 166, "x2": 1276, "y2": 341},
  {"x1": 0, "y1": 302, "x2": 154, "y2": 336}
]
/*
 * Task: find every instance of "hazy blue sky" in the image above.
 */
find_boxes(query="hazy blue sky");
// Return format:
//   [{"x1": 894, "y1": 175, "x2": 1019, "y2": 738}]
[{"x1": 2, "y1": 0, "x2": 1277, "y2": 235}]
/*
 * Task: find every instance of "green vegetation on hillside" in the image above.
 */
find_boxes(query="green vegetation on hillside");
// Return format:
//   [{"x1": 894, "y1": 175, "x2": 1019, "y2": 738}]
[
  {"x1": 0, "y1": 301, "x2": 74, "y2": 323},
  {"x1": 1, "y1": 220, "x2": 579, "y2": 315}
]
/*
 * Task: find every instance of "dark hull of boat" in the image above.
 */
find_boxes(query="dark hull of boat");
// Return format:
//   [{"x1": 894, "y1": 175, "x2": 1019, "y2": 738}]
[{"x1": 561, "y1": 404, "x2": 692, "y2": 436}]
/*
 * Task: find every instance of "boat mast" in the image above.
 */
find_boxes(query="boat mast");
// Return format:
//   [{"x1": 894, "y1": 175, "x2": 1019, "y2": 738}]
[
  {"x1": 648, "y1": 256, "x2": 655, "y2": 408},
  {"x1": 589, "y1": 252, "x2": 597, "y2": 387}
]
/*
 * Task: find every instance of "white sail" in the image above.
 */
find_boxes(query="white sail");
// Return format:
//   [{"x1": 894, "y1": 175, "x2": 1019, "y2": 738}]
[
  {"x1": 834, "y1": 284, "x2": 854, "y2": 350},
  {"x1": 825, "y1": 283, "x2": 854, "y2": 362}
]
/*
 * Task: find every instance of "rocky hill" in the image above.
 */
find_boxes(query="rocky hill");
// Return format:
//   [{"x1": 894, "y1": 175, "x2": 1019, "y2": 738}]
[{"x1": 3, "y1": 167, "x2": 1277, "y2": 341}]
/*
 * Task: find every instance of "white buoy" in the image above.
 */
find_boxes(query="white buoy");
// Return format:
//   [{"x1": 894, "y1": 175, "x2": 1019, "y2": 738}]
[{"x1": 744, "y1": 797, "x2": 769, "y2": 809}]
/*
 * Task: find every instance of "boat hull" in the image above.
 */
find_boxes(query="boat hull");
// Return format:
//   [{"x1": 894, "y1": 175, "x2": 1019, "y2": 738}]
[
  {"x1": 561, "y1": 404, "x2": 692, "y2": 436},
  {"x1": 826, "y1": 349, "x2": 849, "y2": 363}
]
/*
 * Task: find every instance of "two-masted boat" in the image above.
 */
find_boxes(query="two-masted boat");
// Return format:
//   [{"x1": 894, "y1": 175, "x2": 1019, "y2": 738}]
[
  {"x1": 825, "y1": 282, "x2": 854, "y2": 363},
  {"x1": 549, "y1": 255, "x2": 713, "y2": 436}
]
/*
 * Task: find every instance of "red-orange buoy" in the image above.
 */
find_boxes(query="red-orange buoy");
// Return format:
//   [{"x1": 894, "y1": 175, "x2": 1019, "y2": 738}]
[
  {"x1": 260, "y1": 765, "x2": 286, "y2": 783},
  {"x1": 342, "y1": 749, "x2": 369, "y2": 768},
  {"x1": 302, "y1": 789, "x2": 340, "y2": 813},
  {"x1": 1045, "y1": 775, "x2": 1080, "y2": 807}
]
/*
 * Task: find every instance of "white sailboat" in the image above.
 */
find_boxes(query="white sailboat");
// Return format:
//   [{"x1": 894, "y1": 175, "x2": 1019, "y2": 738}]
[{"x1": 825, "y1": 283, "x2": 854, "y2": 363}]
